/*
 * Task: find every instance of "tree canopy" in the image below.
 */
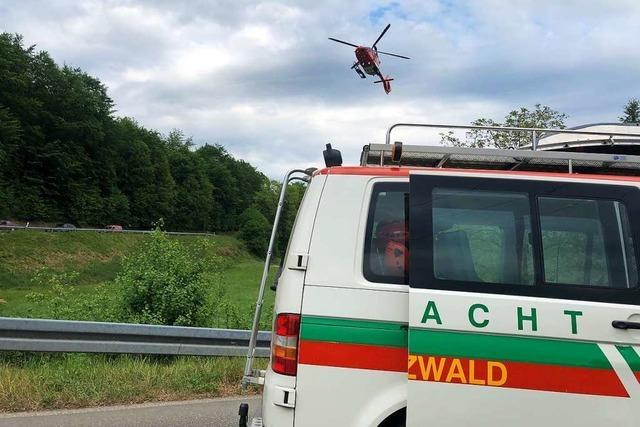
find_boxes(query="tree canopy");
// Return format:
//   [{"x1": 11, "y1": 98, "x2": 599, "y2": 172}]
[
  {"x1": 0, "y1": 33, "x2": 301, "y2": 240},
  {"x1": 620, "y1": 99, "x2": 640, "y2": 124},
  {"x1": 441, "y1": 104, "x2": 567, "y2": 149}
]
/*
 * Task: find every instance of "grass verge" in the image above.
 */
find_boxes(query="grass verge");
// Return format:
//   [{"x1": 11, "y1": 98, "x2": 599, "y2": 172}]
[{"x1": 0, "y1": 353, "x2": 265, "y2": 412}]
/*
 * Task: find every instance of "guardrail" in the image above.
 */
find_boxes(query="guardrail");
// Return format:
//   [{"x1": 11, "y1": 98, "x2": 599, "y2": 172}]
[
  {"x1": 0, "y1": 317, "x2": 271, "y2": 357},
  {"x1": 0, "y1": 225, "x2": 214, "y2": 236}
]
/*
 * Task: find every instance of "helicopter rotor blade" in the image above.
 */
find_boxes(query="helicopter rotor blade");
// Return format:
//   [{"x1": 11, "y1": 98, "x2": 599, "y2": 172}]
[
  {"x1": 328, "y1": 38, "x2": 359, "y2": 48},
  {"x1": 372, "y1": 24, "x2": 391, "y2": 49},
  {"x1": 377, "y1": 50, "x2": 410, "y2": 59}
]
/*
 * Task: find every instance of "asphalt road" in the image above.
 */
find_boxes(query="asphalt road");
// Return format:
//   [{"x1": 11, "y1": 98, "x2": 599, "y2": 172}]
[{"x1": 0, "y1": 396, "x2": 261, "y2": 427}]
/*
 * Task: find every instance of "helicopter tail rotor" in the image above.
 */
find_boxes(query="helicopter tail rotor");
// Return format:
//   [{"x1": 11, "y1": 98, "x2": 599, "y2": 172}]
[{"x1": 373, "y1": 75, "x2": 394, "y2": 94}]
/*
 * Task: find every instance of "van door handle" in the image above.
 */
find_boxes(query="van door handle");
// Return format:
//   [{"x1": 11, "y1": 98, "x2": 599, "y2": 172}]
[{"x1": 612, "y1": 320, "x2": 640, "y2": 330}]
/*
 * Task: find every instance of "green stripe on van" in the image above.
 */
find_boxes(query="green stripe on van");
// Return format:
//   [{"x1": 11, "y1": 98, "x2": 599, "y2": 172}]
[
  {"x1": 410, "y1": 328, "x2": 612, "y2": 369},
  {"x1": 617, "y1": 345, "x2": 640, "y2": 372},
  {"x1": 300, "y1": 316, "x2": 407, "y2": 348}
]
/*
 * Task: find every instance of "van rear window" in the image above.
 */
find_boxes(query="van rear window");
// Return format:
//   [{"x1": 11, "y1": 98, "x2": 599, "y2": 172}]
[
  {"x1": 409, "y1": 175, "x2": 640, "y2": 304},
  {"x1": 428, "y1": 189, "x2": 638, "y2": 289},
  {"x1": 363, "y1": 183, "x2": 409, "y2": 285}
]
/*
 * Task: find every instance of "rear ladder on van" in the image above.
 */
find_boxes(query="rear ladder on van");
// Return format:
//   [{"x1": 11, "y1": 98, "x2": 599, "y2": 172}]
[{"x1": 242, "y1": 168, "x2": 314, "y2": 386}]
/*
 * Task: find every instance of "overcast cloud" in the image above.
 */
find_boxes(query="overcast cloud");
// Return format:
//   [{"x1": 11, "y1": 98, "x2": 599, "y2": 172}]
[{"x1": 2, "y1": 0, "x2": 640, "y2": 177}]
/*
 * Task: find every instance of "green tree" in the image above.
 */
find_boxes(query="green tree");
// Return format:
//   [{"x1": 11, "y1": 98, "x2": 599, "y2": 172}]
[
  {"x1": 0, "y1": 32, "x2": 274, "y2": 233},
  {"x1": 150, "y1": 145, "x2": 176, "y2": 222},
  {"x1": 239, "y1": 207, "x2": 271, "y2": 256},
  {"x1": 107, "y1": 118, "x2": 176, "y2": 228},
  {"x1": 252, "y1": 180, "x2": 279, "y2": 223},
  {"x1": 166, "y1": 130, "x2": 214, "y2": 231},
  {"x1": 103, "y1": 189, "x2": 131, "y2": 225},
  {"x1": 277, "y1": 182, "x2": 305, "y2": 256},
  {"x1": 0, "y1": 34, "x2": 115, "y2": 223},
  {"x1": 442, "y1": 104, "x2": 567, "y2": 149},
  {"x1": 0, "y1": 106, "x2": 20, "y2": 217},
  {"x1": 620, "y1": 99, "x2": 640, "y2": 123},
  {"x1": 122, "y1": 138, "x2": 156, "y2": 226},
  {"x1": 196, "y1": 144, "x2": 235, "y2": 230}
]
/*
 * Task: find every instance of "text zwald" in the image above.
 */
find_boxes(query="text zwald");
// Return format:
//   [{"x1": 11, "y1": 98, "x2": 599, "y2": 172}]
[{"x1": 408, "y1": 356, "x2": 507, "y2": 386}]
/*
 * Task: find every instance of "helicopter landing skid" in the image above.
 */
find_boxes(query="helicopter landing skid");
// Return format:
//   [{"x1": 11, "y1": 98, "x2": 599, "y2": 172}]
[{"x1": 351, "y1": 63, "x2": 366, "y2": 78}]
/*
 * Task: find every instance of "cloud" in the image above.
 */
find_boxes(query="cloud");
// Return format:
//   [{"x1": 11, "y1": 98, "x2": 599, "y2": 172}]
[{"x1": 2, "y1": 0, "x2": 640, "y2": 177}]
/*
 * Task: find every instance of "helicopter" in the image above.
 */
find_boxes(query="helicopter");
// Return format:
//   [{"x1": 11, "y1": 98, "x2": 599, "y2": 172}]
[{"x1": 329, "y1": 24, "x2": 410, "y2": 94}]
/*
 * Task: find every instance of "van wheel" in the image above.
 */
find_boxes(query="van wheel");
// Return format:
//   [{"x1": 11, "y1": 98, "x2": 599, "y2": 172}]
[{"x1": 379, "y1": 408, "x2": 406, "y2": 427}]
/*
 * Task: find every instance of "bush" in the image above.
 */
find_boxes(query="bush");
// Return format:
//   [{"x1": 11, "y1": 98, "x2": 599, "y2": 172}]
[
  {"x1": 238, "y1": 207, "x2": 270, "y2": 256},
  {"x1": 24, "y1": 270, "x2": 121, "y2": 321},
  {"x1": 117, "y1": 230, "x2": 211, "y2": 326}
]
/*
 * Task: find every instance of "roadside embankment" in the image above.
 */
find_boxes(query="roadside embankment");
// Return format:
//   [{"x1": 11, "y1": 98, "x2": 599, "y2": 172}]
[{"x1": 0, "y1": 230, "x2": 274, "y2": 412}]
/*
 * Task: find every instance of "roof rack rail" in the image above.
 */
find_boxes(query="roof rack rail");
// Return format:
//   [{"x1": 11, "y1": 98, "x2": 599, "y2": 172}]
[
  {"x1": 361, "y1": 123, "x2": 640, "y2": 176},
  {"x1": 384, "y1": 122, "x2": 640, "y2": 149},
  {"x1": 362, "y1": 143, "x2": 640, "y2": 176}
]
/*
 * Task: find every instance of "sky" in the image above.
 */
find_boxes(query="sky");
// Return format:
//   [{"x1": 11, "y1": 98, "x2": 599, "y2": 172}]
[{"x1": 2, "y1": 0, "x2": 640, "y2": 177}]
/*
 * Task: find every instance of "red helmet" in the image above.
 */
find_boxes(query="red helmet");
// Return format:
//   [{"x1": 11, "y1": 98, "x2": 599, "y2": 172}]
[{"x1": 376, "y1": 221, "x2": 408, "y2": 275}]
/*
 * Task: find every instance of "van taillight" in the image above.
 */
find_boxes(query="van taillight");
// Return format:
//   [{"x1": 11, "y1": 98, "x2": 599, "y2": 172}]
[{"x1": 272, "y1": 313, "x2": 301, "y2": 376}]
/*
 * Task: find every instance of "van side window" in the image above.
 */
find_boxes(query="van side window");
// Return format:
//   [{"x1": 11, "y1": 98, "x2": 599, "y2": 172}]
[
  {"x1": 539, "y1": 197, "x2": 638, "y2": 288},
  {"x1": 432, "y1": 188, "x2": 534, "y2": 285},
  {"x1": 410, "y1": 175, "x2": 640, "y2": 304},
  {"x1": 364, "y1": 183, "x2": 409, "y2": 284}
]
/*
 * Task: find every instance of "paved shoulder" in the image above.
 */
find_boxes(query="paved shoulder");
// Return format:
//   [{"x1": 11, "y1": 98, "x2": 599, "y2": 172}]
[{"x1": 0, "y1": 396, "x2": 261, "y2": 427}]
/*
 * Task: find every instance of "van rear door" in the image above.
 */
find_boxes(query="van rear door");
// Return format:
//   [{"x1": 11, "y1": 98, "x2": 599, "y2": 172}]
[{"x1": 407, "y1": 172, "x2": 640, "y2": 426}]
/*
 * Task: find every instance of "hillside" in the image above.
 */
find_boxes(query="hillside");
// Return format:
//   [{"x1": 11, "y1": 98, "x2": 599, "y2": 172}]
[{"x1": 0, "y1": 230, "x2": 275, "y2": 327}]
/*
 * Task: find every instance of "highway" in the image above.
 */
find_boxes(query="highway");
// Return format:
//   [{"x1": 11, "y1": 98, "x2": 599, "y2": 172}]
[{"x1": 0, "y1": 396, "x2": 261, "y2": 427}]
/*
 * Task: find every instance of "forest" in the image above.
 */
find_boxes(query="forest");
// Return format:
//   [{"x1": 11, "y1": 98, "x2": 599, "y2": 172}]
[{"x1": 0, "y1": 33, "x2": 303, "y2": 253}]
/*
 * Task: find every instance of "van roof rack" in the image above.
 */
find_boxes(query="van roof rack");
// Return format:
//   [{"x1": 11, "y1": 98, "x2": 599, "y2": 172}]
[{"x1": 360, "y1": 123, "x2": 640, "y2": 176}]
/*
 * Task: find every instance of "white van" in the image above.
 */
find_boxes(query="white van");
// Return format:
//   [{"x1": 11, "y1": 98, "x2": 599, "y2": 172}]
[{"x1": 241, "y1": 123, "x2": 640, "y2": 427}]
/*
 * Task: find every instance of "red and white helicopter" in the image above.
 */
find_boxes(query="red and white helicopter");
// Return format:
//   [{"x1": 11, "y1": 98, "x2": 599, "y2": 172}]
[{"x1": 329, "y1": 24, "x2": 410, "y2": 94}]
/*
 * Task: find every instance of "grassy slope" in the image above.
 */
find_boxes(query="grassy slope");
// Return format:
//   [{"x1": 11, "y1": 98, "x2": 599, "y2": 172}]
[
  {"x1": 0, "y1": 230, "x2": 274, "y2": 321},
  {"x1": 0, "y1": 230, "x2": 275, "y2": 412}
]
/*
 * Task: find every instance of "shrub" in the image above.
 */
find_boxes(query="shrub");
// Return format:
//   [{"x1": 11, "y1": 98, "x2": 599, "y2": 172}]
[
  {"x1": 25, "y1": 270, "x2": 79, "y2": 319},
  {"x1": 238, "y1": 207, "x2": 270, "y2": 256},
  {"x1": 117, "y1": 230, "x2": 210, "y2": 326},
  {"x1": 24, "y1": 269, "x2": 121, "y2": 321}
]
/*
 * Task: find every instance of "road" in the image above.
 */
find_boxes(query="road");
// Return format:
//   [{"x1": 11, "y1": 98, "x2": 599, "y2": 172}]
[{"x1": 0, "y1": 396, "x2": 261, "y2": 427}]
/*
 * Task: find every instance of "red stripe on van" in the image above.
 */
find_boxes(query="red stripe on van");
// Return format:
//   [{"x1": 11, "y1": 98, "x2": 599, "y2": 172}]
[
  {"x1": 408, "y1": 355, "x2": 628, "y2": 397},
  {"x1": 318, "y1": 166, "x2": 409, "y2": 176},
  {"x1": 298, "y1": 340, "x2": 407, "y2": 373}
]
